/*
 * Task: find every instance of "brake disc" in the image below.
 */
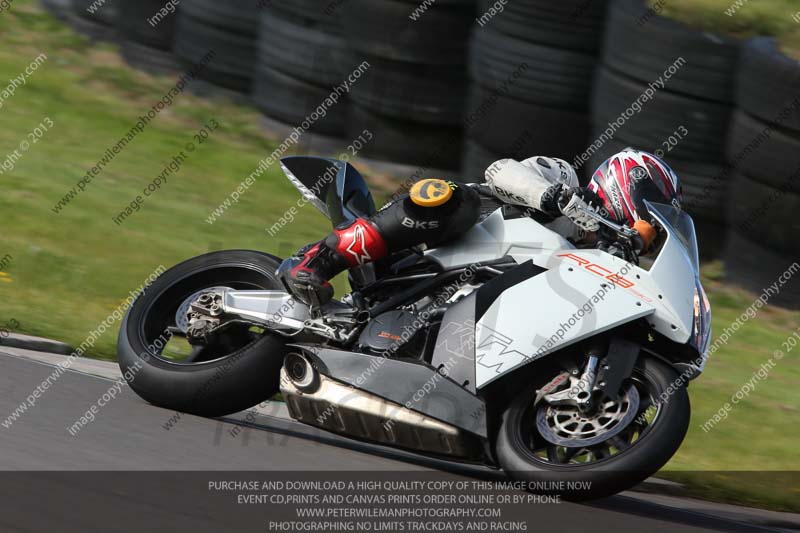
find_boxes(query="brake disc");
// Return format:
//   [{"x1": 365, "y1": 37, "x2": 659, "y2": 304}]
[{"x1": 535, "y1": 384, "x2": 640, "y2": 447}]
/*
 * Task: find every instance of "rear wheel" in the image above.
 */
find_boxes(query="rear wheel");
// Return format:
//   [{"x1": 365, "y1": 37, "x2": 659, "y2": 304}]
[
  {"x1": 496, "y1": 356, "x2": 690, "y2": 500},
  {"x1": 117, "y1": 250, "x2": 288, "y2": 417}
]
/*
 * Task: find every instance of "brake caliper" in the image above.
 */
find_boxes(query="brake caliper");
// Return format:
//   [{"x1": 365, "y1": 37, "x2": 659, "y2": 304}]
[{"x1": 186, "y1": 291, "x2": 224, "y2": 343}]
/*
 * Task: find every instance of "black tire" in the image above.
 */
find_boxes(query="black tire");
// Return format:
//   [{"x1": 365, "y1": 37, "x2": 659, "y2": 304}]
[
  {"x1": 694, "y1": 219, "x2": 726, "y2": 261},
  {"x1": 72, "y1": 0, "x2": 117, "y2": 24},
  {"x1": 585, "y1": 129, "x2": 725, "y2": 178},
  {"x1": 259, "y1": 114, "x2": 347, "y2": 155},
  {"x1": 258, "y1": 9, "x2": 350, "y2": 87},
  {"x1": 120, "y1": 40, "x2": 183, "y2": 76},
  {"x1": 592, "y1": 67, "x2": 732, "y2": 162},
  {"x1": 341, "y1": 0, "x2": 474, "y2": 65},
  {"x1": 252, "y1": 65, "x2": 347, "y2": 136},
  {"x1": 737, "y1": 38, "x2": 800, "y2": 134},
  {"x1": 116, "y1": 0, "x2": 178, "y2": 50},
  {"x1": 603, "y1": 0, "x2": 739, "y2": 104},
  {"x1": 726, "y1": 110, "x2": 800, "y2": 191},
  {"x1": 66, "y1": 11, "x2": 118, "y2": 41},
  {"x1": 723, "y1": 231, "x2": 800, "y2": 311},
  {"x1": 348, "y1": 104, "x2": 463, "y2": 169},
  {"x1": 496, "y1": 356, "x2": 690, "y2": 500},
  {"x1": 180, "y1": 0, "x2": 260, "y2": 35},
  {"x1": 349, "y1": 55, "x2": 468, "y2": 125},
  {"x1": 174, "y1": 12, "x2": 257, "y2": 91},
  {"x1": 117, "y1": 250, "x2": 289, "y2": 418},
  {"x1": 460, "y1": 138, "x2": 550, "y2": 183},
  {"x1": 729, "y1": 173, "x2": 800, "y2": 256},
  {"x1": 467, "y1": 84, "x2": 591, "y2": 163},
  {"x1": 469, "y1": 27, "x2": 596, "y2": 110},
  {"x1": 461, "y1": 140, "x2": 502, "y2": 183},
  {"x1": 479, "y1": 0, "x2": 607, "y2": 52},
  {"x1": 680, "y1": 172, "x2": 728, "y2": 224},
  {"x1": 267, "y1": 0, "x2": 345, "y2": 33}
]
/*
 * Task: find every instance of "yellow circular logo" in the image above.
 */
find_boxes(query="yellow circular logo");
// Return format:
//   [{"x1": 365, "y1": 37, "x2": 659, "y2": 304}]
[{"x1": 409, "y1": 179, "x2": 453, "y2": 207}]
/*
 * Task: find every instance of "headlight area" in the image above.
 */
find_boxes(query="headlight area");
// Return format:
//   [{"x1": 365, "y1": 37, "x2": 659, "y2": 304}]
[{"x1": 692, "y1": 280, "x2": 712, "y2": 364}]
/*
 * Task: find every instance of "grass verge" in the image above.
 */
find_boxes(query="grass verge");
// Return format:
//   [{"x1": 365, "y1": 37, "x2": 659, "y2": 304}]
[{"x1": 651, "y1": 0, "x2": 800, "y2": 58}]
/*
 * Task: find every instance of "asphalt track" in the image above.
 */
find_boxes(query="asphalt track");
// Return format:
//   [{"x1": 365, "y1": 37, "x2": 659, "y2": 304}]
[{"x1": 0, "y1": 349, "x2": 797, "y2": 533}]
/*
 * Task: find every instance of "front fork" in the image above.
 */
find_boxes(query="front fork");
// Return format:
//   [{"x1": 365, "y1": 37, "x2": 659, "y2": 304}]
[
  {"x1": 536, "y1": 338, "x2": 639, "y2": 414},
  {"x1": 538, "y1": 346, "x2": 602, "y2": 414}
]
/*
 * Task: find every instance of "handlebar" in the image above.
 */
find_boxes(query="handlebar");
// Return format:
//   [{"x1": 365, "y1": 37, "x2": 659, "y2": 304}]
[
  {"x1": 474, "y1": 184, "x2": 657, "y2": 251},
  {"x1": 576, "y1": 205, "x2": 639, "y2": 239},
  {"x1": 577, "y1": 205, "x2": 658, "y2": 254},
  {"x1": 470, "y1": 183, "x2": 495, "y2": 197}
]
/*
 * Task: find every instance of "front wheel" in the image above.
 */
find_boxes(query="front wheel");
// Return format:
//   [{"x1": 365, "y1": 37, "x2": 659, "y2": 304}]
[
  {"x1": 496, "y1": 356, "x2": 690, "y2": 500},
  {"x1": 117, "y1": 250, "x2": 289, "y2": 417}
]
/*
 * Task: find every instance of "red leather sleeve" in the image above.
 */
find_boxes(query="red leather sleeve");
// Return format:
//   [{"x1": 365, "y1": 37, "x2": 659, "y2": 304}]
[{"x1": 332, "y1": 219, "x2": 388, "y2": 267}]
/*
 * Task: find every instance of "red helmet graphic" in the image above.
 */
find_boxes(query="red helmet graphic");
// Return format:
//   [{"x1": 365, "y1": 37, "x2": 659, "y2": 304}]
[{"x1": 588, "y1": 149, "x2": 682, "y2": 226}]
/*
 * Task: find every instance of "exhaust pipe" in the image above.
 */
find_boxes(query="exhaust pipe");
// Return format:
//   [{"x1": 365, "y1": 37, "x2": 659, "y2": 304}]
[
  {"x1": 283, "y1": 352, "x2": 319, "y2": 393},
  {"x1": 279, "y1": 357, "x2": 482, "y2": 459}
]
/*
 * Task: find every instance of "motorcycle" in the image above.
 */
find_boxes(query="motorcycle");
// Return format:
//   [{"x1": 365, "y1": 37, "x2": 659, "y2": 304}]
[{"x1": 118, "y1": 156, "x2": 712, "y2": 499}]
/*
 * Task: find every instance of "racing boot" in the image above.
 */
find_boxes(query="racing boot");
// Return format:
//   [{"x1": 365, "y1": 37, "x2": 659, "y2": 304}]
[{"x1": 277, "y1": 219, "x2": 387, "y2": 307}]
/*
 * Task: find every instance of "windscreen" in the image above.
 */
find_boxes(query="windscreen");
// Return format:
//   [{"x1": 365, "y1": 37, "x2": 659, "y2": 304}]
[{"x1": 644, "y1": 201, "x2": 700, "y2": 272}]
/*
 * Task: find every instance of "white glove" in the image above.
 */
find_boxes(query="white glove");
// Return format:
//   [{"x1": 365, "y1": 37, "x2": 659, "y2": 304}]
[
  {"x1": 485, "y1": 157, "x2": 579, "y2": 211},
  {"x1": 558, "y1": 187, "x2": 603, "y2": 232}
]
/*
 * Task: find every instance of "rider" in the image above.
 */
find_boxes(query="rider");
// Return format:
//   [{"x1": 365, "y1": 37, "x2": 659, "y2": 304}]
[{"x1": 277, "y1": 149, "x2": 682, "y2": 306}]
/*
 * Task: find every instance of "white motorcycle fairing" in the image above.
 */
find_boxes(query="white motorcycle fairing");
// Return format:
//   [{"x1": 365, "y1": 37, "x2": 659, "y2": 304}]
[{"x1": 425, "y1": 207, "x2": 700, "y2": 389}]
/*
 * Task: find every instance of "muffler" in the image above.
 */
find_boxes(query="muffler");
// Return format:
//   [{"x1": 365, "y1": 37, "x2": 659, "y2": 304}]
[
  {"x1": 282, "y1": 352, "x2": 319, "y2": 393},
  {"x1": 279, "y1": 353, "x2": 481, "y2": 458}
]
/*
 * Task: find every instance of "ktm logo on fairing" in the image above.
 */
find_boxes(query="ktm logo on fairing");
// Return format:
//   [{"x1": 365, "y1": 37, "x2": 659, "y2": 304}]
[
  {"x1": 475, "y1": 326, "x2": 530, "y2": 375},
  {"x1": 558, "y1": 253, "x2": 635, "y2": 289}
]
